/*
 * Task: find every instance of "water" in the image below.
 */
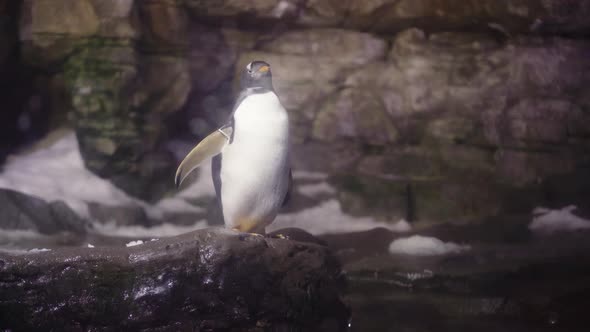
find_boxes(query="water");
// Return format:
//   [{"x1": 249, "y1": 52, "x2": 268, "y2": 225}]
[{"x1": 332, "y1": 224, "x2": 590, "y2": 332}]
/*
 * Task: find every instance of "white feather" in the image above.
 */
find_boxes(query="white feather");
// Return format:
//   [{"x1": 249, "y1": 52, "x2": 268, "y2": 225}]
[{"x1": 219, "y1": 91, "x2": 290, "y2": 229}]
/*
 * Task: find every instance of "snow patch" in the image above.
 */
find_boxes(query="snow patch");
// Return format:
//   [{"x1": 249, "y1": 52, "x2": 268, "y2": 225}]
[
  {"x1": 270, "y1": 199, "x2": 411, "y2": 235},
  {"x1": 94, "y1": 221, "x2": 208, "y2": 238},
  {"x1": 271, "y1": 0, "x2": 295, "y2": 18},
  {"x1": 388, "y1": 235, "x2": 470, "y2": 256},
  {"x1": 0, "y1": 132, "x2": 138, "y2": 217},
  {"x1": 297, "y1": 182, "x2": 335, "y2": 197},
  {"x1": 126, "y1": 240, "x2": 144, "y2": 247},
  {"x1": 529, "y1": 205, "x2": 590, "y2": 233},
  {"x1": 28, "y1": 248, "x2": 51, "y2": 253},
  {"x1": 87, "y1": 243, "x2": 95, "y2": 248},
  {"x1": 0, "y1": 130, "x2": 211, "y2": 225}
]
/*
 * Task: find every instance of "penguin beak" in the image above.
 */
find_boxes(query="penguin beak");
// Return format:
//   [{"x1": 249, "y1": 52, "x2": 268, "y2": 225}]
[{"x1": 258, "y1": 65, "x2": 270, "y2": 73}]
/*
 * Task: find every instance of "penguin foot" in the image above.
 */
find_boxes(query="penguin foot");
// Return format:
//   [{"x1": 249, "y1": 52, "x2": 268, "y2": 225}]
[
  {"x1": 268, "y1": 233, "x2": 287, "y2": 240},
  {"x1": 232, "y1": 228, "x2": 265, "y2": 238}
]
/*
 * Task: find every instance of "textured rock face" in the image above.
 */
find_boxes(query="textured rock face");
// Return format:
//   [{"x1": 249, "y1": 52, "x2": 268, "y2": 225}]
[
  {"x1": 19, "y1": 0, "x2": 191, "y2": 201},
  {"x1": 6, "y1": 0, "x2": 590, "y2": 222},
  {"x1": 319, "y1": 30, "x2": 590, "y2": 221},
  {"x1": 183, "y1": 0, "x2": 590, "y2": 35},
  {"x1": 0, "y1": 229, "x2": 348, "y2": 331}
]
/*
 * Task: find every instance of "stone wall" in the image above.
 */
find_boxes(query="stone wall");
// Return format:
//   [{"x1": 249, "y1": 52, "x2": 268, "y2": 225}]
[{"x1": 5, "y1": 0, "x2": 590, "y2": 222}]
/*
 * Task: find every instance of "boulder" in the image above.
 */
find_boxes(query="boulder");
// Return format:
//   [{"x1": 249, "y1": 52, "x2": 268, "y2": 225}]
[
  {"x1": 0, "y1": 188, "x2": 88, "y2": 234},
  {"x1": 18, "y1": 0, "x2": 191, "y2": 202},
  {"x1": 0, "y1": 228, "x2": 349, "y2": 331}
]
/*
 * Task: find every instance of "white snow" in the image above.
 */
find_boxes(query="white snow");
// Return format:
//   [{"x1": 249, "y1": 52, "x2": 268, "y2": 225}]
[
  {"x1": 87, "y1": 243, "x2": 95, "y2": 248},
  {"x1": 297, "y1": 182, "x2": 335, "y2": 197},
  {"x1": 388, "y1": 235, "x2": 470, "y2": 256},
  {"x1": 150, "y1": 197, "x2": 205, "y2": 217},
  {"x1": 0, "y1": 131, "x2": 138, "y2": 217},
  {"x1": 390, "y1": 219, "x2": 412, "y2": 232},
  {"x1": 94, "y1": 220, "x2": 208, "y2": 238},
  {"x1": 28, "y1": 248, "x2": 51, "y2": 253},
  {"x1": 0, "y1": 130, "x2": 211, "y2": 224},
  {"x1": 529, "y1": 205, "x2": 590, "y2": 233},
  {"x1": 270, "y1": 199, "x2": 411, "y2": 235},
  {"x1": 271, "y1": 0, "x2": 294, "y2": 18},
  {"x1": 125, "y1": 240, "x2": 144, "y2": 247}
]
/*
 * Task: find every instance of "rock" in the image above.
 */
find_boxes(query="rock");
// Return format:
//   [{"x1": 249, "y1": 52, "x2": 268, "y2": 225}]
[
  {"x1": 495, "y1": 149, "x2": 576, "y2": 186},
  {"x1": 18, "y1": 0, "x2": 192, "y2": 201},
  {"x1": 290, "y1": 141, "x2": 363, "y2": 173},
  {"x1": 312, "y1": 88, "x2": 399, "y2": 145},
  {"x1": 181, "y1": 0, "x2": 590, "y2": 36},
  {"x1": 0, "y1": 188, "x2": 88, "y2": 234},
  {"x1": 188, "y1": 25, "x2": 246, "y2": 95},
  {"x1": 137, "y1": 0, "x2": 189, "y2": 49},
  {"x1": 424, "y1": 116, "x2": 478, "y2": 143},
  {"x1": 90, "y1": 0, "x2": 137, "y2": 39},
  {"x1": 30, "y1": 0, "x2": 100, "y2": 37},
  {"x1": 302, "y1": 0, "x2": 590, "y2": 35},
  {"x1": 65, "y1": 42, "x2": 189, "y2": 201},
  {"x1": 185, "y1": 0, "x2": 300, "y2": 19},
  {"x1": 0, "y1": 228, "x2": 349, "y2": 331},
  {"x1": 502, "y1": 99, "x2": 579, "y2": 147},
  {"x1": 259, "y1": 29, "x2": 387, "y2": 65},
  {"x1": 331, "y1": 173, "x2": 516, "y2": 224},
  {"x1": 88, "y1": 202, "x2": 150, "y2": 227}
]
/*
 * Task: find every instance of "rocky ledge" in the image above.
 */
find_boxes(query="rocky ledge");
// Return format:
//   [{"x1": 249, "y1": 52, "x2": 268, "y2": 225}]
[{"x1": 0, "y1": 228, "x2": 349, "y2": 331}]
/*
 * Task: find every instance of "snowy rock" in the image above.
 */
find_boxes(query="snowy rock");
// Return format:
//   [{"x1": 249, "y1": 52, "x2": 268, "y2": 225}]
[
  {"x1": 388, "y1": 235, "x2": 470, "y2": 256},
  {"x1": 125, "y1": 239, "x2": 143, "y2": 247},
  {"x1": 0, "y1": 188, "x2": 88, "y2": 234},
  {"x1": 529, "y1": 205, "x2": 590, "y2": 233},
  {"x1": 0, "y1": 228, "x2": 348, "y2": 331}
]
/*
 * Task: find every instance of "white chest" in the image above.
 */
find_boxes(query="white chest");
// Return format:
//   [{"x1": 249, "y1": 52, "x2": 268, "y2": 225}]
[{"x1": 232, "y1": 91, "x2": 289, "y2": 142}]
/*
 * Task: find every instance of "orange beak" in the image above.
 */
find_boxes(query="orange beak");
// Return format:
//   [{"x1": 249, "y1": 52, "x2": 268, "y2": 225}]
[{"x1": 258, "y1": 65, "x2": 270, "y2": 73}]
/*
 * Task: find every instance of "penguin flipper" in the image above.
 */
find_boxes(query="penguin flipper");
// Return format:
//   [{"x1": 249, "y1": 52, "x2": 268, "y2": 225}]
[{"x1": 175, "y1": 128, "x2": 232, "y2": 187}]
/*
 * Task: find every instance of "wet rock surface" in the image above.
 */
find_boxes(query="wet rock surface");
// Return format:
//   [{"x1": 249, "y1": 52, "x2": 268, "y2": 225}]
[{"x1": 0, "y1": 228, "x2": 348, "y2": 331}]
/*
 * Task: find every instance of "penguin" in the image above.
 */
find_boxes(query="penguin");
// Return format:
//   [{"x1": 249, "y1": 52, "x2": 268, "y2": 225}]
[{"x1": 175, "y1": 60, "x2": 292, "y2": 234}]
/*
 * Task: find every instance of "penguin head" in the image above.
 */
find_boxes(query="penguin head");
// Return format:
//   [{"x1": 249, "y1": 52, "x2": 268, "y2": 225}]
[{"x1": 241, "y1": 61, "x2": 273, "y2": 90}]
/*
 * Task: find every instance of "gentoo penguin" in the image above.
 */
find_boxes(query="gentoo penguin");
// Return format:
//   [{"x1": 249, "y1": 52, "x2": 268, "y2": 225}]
[{"x1": 175, "y1": 60, "x2": 291, "y2": 234}]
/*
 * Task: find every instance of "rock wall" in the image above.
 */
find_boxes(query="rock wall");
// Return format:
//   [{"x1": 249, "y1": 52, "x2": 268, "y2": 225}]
[
  {"x1": 6, "y1": 0, "x2": 590, "y2": 222},
  {"x1": 18, "y1": 0, "x2": 191, "y2": 201}
]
